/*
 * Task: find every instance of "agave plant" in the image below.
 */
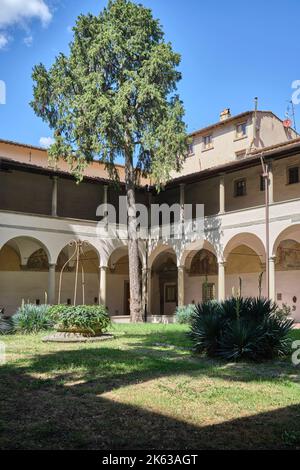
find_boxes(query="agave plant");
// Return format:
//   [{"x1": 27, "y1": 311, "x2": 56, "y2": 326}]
[
  {"x1": 12, "y1": 304, "x2": 54, "y2": 334},
  {"x1": 189, "y1": 301, "x2": 226, "y2": 356},
  {"x1": 189, "y1": 296, "x2": 294, "y2": 362}
]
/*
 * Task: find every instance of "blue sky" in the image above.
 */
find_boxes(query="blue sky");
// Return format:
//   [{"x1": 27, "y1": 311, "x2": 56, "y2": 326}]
[{"x1": 0, "y1": 0, "x2": 300, "y2": 148}]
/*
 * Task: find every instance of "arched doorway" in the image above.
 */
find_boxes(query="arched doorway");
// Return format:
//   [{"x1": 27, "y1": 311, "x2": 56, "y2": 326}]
[{"x1": 150, "y1": 248, "x2": 177, "y2": 316}]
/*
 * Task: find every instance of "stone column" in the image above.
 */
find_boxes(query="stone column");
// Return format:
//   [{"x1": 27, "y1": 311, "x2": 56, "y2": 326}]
[
  {"x1": 178, "y1": 265, "x2": 185, "y2": 307},
  {"x1": 218, "y1": 261, "x2": 226, "y2": 301},
  {"x1": 219, "y1": 174, "x2": 225, "y2": 214},
  {"x1": 268, "y1": 162, "x2": 274, "y2": 204},
  {"x1": 48, "y1": 263, "x2": 56, "y2": 304},
  {"x1": 99, "y1": 266, "x2": 107, "y2": 306},
  {"x1": 147, "y1": 268, "x2": 152, "y2": 316},
  {"x1": 269, "y1": 256, "x2": 276, "y2": 301},
  {"x1": 51, "y1": 176, "x2": 58, "y2": 217}
]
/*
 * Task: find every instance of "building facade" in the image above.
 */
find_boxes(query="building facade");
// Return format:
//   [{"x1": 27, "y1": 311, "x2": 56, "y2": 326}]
[{"x1": 1, "y1": 109, "x2": 300, "y2": 321}]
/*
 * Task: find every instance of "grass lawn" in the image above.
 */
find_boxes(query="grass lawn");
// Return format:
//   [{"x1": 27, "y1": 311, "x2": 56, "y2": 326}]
[{"x1": 1, "y1": 323, "x2": 300, "y2": 450}]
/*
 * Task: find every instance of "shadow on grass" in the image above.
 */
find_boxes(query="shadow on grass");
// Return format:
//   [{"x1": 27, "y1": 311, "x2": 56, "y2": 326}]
[{"x1": 1, "y1": 342, "x2": 300, "y2": 450}]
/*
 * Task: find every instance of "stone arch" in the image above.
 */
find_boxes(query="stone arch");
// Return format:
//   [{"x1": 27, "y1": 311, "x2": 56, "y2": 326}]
[
  {"x1": 223, "y1": 232, "x2": 266, "y2": 263},
  {"x1": 223, "y1": 233, "x2": 266, "y2": 298},
  {"x1": 0, "y1": 235, "x2": 51, "y2": 266},
  {"x1": 180, "y1": 239, "x2": 217, "y2": 270},
  {"x1": 272, "y1": 224, "x2": 300, "y2": 257},
  {"x1": 0, "y1": 236, "x2": 52, "y2": 315}
]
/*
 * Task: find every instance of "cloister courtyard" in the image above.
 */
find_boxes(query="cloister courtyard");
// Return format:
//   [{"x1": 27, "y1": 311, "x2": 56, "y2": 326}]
[{"x1": 1, "y1": 323, "x2": 300, "y2": 450}]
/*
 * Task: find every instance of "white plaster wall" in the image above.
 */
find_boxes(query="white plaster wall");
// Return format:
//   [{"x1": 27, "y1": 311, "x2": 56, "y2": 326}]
[
  {"x1": 0, "y1": 271, "x2": 99, "y2": 316},
  {"x1": 106, "y1": 273, "x2": 129, "y2": 316},
  {"x1": 275, "y1": 271, "x2": 300, "y2": 321},
  {"x1": 172, "y1": 112, "x2": 297, "y2": 178}
]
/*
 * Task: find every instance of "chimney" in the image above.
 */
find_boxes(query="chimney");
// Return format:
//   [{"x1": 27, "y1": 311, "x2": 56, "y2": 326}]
[{"x1": 220, "y1": 108, "x2": 231, "y2": 121}]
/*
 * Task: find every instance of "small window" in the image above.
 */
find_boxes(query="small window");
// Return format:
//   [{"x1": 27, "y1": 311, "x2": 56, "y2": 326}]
[
  {"x1": 234, "y1": 178, "x2": 246, "y2": 197},
  {"x1": 165, "y1": 284, "x2": 177, "y2": 303},
  {"x1": 288, "y1": 166, "x2": 299, "y2": 185},
  {"x1": 202, "y1": 283, "x2": 215, "y2": 302},
  {"x1": 236, "y1": 122, "x2": 247, "y2": 139},
  {"x1": 203, "y1": 134, "x2": 213, "y2": 150},
  {"x1": 188, "y1": 141, "x2": 194, "y2": 156},
  {"x1": 260, "y1": 175, "x2": 266, "y2": 191}
]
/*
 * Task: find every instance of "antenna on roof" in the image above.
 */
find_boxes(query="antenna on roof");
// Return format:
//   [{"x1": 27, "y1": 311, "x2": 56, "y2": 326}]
[
  {"x1": 284, "y1": 100, "x2": 296, "y2": 131},
  {"x1": 290, "y1": 100, "x2": 296, "y2": 131}
]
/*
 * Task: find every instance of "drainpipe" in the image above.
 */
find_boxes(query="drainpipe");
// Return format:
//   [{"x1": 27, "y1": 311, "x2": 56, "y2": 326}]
[{"x1": 260, "y1": 153, "x2": 270, "y2": 298}]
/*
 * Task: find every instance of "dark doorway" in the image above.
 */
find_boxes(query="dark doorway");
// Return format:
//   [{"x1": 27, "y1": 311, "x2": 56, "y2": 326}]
[{"x1": 124, "y1": 280, "x2": 130, "y2": 315}]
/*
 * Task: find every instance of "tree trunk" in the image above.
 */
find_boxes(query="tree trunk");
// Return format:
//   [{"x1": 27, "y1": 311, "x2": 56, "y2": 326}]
[{"x1": 125, "y1": 150, "x2": 143, "y2": 323}]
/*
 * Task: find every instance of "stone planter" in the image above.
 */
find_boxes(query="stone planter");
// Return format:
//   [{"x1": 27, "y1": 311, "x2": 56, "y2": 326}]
[{"x1": 55, "y1": 325, "x2": 103, "y2": 337}]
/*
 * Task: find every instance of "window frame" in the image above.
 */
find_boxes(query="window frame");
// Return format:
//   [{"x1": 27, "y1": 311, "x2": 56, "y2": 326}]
[
  {"x1": 287, "y1": 166, "x2": 299, "y2": 185},
  {"x1": 203, "y1": 134, "x2": 213, "y2": 151},
  {"x1": 187, "y1": 140, "x2": 195, "y2": 157},
  {"x1": 260, "y1": 175, "x2": 266, "y2": 192},
  {"x1": 235, "y1": 121, "x2": 247, "y2": 139},
  {"x1": 234, "y1": 178, "x2": 247, "y2": 197},
  {"x1": 165, "y1": 283, "x2": 177, "y2": 303}
]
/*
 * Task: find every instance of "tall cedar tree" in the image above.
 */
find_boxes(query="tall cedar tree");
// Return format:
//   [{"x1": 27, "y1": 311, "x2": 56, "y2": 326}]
[{"x1": 31, "y1": 0, "x2": 187, "y2": 322}]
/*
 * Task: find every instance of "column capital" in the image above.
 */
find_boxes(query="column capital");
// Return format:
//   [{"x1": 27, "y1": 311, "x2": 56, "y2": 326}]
[
  {"x1": 269, "y1": 256, "x2": 276, "y2": 263},
  {"x1": 99, "y1": 265, "x2": 108, "y2": 270},
  {"x1": 218, "y1": 260, "x2": 226, "y2": 267}
]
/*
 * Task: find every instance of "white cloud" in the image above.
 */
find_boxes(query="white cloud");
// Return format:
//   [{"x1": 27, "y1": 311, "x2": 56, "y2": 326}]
[
  {"x1": 0, "y1": 0, "x2": 52, "y2": 28},
  {"x1": 39, "y1": 136, "x2": 55, "y2": 148},
  {"x1": 0, "y1": 33, "x2": 8, "y2": 49},
  {"x1": 23, "y1": 34, "x2": 33, "y2": 46},
  {"x1": 0, "y1": 0, "x2": 52, "y2": 50}
]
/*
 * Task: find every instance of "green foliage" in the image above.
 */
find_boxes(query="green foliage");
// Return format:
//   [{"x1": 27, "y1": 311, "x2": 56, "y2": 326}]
[
  {"x1": 175, "y1": 304, "x2": 196, "y2": 324},
  {"x1": 12, "y1": 304, "x2": 54, "y2": 334},
  {"x1": 190, "y1": 297, "x2": 294, "y2": 361},
  {"x1": 52, "y1": 304, "x2": 111, "y2": 336},
  {"x1": 30, "y1": 0, "x2": 187, "y2": 186}
]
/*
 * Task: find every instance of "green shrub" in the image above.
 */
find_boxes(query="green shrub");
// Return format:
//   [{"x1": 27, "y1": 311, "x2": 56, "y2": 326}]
[
  {"x1": 12, "y1": 304, "x2": 54, "y2": 334},
  {"x1": 51, "y1": 304, "x2": 110, "y2": 336},
  {"x1": 190, "y1": 297, "x2": 294, "y2": 362},
  {"x1": 175, "y1": 304, "x2": 196, "y2": 324}
]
